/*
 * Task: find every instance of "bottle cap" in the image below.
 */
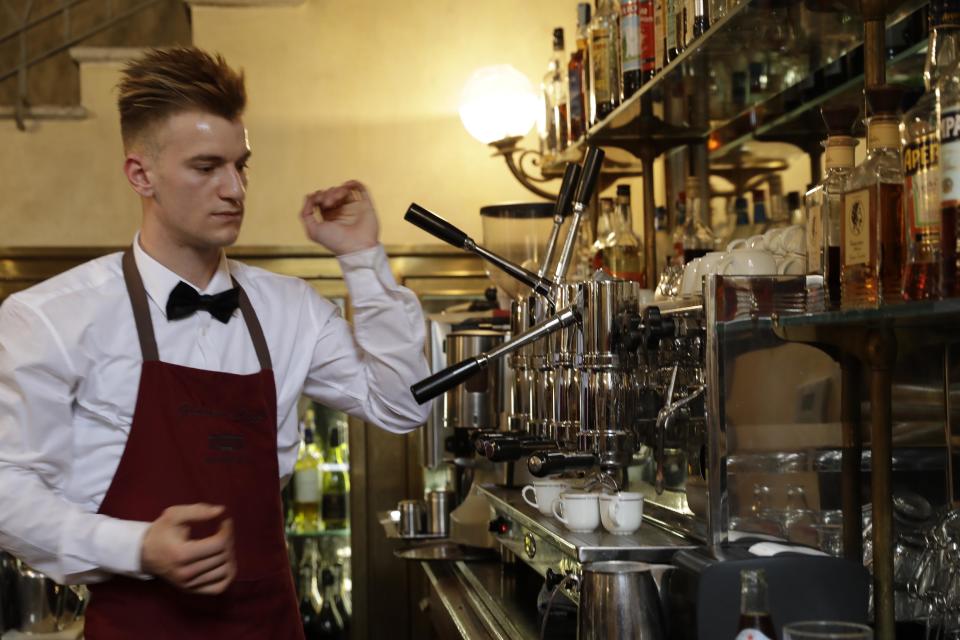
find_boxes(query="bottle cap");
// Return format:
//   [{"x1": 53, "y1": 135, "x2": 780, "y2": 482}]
[
  {"x1": 821, "y1": 104, "x2": 860, "y2": 137},
  {"x1": 865, "y1": 85, "x2": 904, "y2": 117},
  {"x1": 617, "y1": 184, "x2": 631, "y2": 197},
  {"x1": 553, "y1": 28, "x2": 565, "y2": 50}
]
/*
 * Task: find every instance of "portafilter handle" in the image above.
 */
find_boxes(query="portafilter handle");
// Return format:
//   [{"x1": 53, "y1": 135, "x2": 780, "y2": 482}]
[
  {"x1": 527, "y1": 451, "x2": 597, "y2": 477},
  {"x1": 538, "y1": 162, "x2": 581, "y2": 279},
  {"x1": 553, "y1": 146, "x2": 605, "y2": 284},
  {"x1": 410, "y1": 305, "x2": 580, "y2": 405},
  {"x1": 404, "y1": 203, "x2": 556, "y2": 300}
]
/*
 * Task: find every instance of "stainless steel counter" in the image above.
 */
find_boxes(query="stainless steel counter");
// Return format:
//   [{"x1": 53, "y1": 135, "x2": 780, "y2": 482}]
[
  {"x1": 478, "y1": 484, "x2": 695, "y2": 564},
  {"x1": 420, "y1": 560, "x2": 541, "y2": 640}
]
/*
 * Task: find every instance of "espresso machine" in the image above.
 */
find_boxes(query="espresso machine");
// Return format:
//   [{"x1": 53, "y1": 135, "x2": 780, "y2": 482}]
[{"x1": 405, "y1": 148, "x2": 878, "y2": 638}]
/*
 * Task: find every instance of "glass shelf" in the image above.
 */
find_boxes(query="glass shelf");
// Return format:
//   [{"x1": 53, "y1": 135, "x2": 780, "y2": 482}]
[
  {"x1": 286, "y1": 527, "x2": 351, "y2": 539},
  {"x1": 543, "y1": 0, "x2": 929, "y2": 174},
  {"x1": 773, "y1": 297, "x2": 960, "y2": 330}
]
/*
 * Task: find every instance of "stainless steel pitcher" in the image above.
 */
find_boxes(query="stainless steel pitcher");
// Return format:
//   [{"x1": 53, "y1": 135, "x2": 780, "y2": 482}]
[{"x1": 578, "y1": 561, "x2": 667, "y2": 640}]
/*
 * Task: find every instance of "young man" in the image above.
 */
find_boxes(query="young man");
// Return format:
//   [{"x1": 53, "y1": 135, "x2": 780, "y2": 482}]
[{"x1": 0, "y1": 47, "x2": 430, "y2": 637}]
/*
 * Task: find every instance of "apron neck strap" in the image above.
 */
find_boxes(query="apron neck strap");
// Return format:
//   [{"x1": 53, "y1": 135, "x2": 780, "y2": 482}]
[{"x1": 122, "y1": 247, "x2": 273, "y2": 371}]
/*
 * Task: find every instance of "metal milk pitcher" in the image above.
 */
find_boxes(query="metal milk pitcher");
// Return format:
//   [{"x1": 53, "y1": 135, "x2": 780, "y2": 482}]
[{"x1": 578, "y1": 561, "x2": 667, "y2": 640}]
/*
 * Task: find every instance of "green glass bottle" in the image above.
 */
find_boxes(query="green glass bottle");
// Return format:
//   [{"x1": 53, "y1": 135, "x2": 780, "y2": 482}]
[{"x1": 321, "y1": 425, "x2": 350, "y2": 531}]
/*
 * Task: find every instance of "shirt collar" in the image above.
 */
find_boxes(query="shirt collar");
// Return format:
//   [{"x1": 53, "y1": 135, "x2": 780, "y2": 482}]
[{"x1": 132, "y1": 232, "x2": 235, "y2": 318}]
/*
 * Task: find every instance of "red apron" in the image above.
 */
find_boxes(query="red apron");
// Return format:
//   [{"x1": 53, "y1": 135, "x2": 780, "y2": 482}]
[{"x1": 83, "y1": 249, "x2": 303, "y2": 639}]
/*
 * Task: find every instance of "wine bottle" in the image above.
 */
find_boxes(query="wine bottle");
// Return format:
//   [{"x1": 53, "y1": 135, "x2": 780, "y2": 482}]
[
  {"x1": 317, "y1": 568, "x2": 345, "y2": 640},
  {"x1": 293, "y1": 424, "x2": 323, "y2": 533},
  {"x1": 321, "y1": 425, "x2": 350, "y2": 530}
]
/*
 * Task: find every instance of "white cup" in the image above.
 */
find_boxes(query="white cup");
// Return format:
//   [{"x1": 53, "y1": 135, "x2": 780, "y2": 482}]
[
  {"x1": 726, "y1": 238, "x2": 749, "y2": 252},
  {"x1": 746, "y1": 235, "x2": 766, "y2": 251},
  {"x1": 522, "y1": 479, "x2": 570, "y2": 516},
  {"x1": 778, "y1": 225, "x2": 806, "y2": 255},
  {"x1": 762, "y1": 228, "x2": 786, "y2": 254},
  {"x1": 697, "y1": 251, "x2": 727, "y2": 278},
  {"x1": 552, "y1": 492, "x2": 601, "y2": 533},
  {"x1": 777, "y1": 253, "x2": 806, "y2": 275},
  {"x1": 679, "y1": 258, "x2": 703, "y2": 297},
  {"x1": 599, "y1": 492, "x2": 645, "y2": 535},
  {"x1": 719, "y1": 249, "x2": 778, "y2": 276}
]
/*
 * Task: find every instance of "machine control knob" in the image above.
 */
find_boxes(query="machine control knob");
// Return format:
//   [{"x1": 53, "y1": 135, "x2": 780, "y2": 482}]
[
  {"x1": 641, "y1": 306, "x2": 675, "y2": 350},
  {"x1": 545, "y1": 567, "x2": 565, "y2": 590},
  {"x1": 488, "y1": 517, "x2": 511, "y2": 535},
  {"x1": 614, "y1": 310, "x2": 644, "y2": 353}
]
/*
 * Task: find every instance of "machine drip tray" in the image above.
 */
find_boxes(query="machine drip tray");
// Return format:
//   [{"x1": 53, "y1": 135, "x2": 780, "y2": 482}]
[{"x1": 477, "y1": 484, "x2": 696, "y2": 565}]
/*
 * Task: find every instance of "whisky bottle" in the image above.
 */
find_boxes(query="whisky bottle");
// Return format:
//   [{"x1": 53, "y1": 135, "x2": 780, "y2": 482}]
[
  {"x1": 293, "y1": 424, "x2": 323, "y2": 533},
  {"x1": 903, "y1": 0, "x2": 955, "y2": 300},
  {"x1": 598, "y1": 185, "x2": 646, "y2": 284},
  {"x1": 939, "y1": 0, "x2": 960, "y2": 297},
  {"x1": 568, "y1": 3, "x2": 592, "y2": 143},
  {"x1": 841, "y1": 86, "x2": 905, "y2": 308},
  {"x1": 639, "y1": 0, "x2": 656, "y2": 84},
  {"x1": 621, "y1": 0, "x2": 642, "y2": 99},
  {"x1": 589, "y1": 0, "x2": 622, "y2": 124},
  {"x1": 542, "y1": 28, "x2": 569, "y2": 155},
  {"x1": 804, "y1": 105, "x2": 859, "y2": 307}
]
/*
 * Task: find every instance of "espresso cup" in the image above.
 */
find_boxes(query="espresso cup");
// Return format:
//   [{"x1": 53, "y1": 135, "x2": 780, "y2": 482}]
[
  {"x1": 777, "y1": 253, "x2": 806, "y2": 275},
  {"x1": 726, "y1": 238, "x2": 749, "y2": 252},
  {"x1": 718, "y1": 249, "x2": 777, "y2": 276},
  {"x1": 679, "y1": 258, "x2": 703, "y2": 297},
  {"x1": 778, "y1": 225, "x2": 806, "y2": 255},
  {"x1": 746, "y1": 234, "x2": 766, "y2": 251},
  {"x1": 552, "y1": 492, "x2": 601, "y2": 533},
  {"x1": 599, "y1": 492, "x2": 645, "y2": 535},
  {"x1": 697, "y1": 251, "x2": 727, "y2": 278},
  {"x1": 522, "y1": 479, "x2": 570, "y2": 516}
]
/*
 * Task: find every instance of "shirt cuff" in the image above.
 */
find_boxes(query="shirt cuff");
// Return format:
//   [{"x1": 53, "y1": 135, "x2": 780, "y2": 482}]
[
  {"x1": 61, "y1": 512, "x2": 151, "y2": 579},
  {"x1": 336, "y1": 244, "x2": 402, "y2": 301}
]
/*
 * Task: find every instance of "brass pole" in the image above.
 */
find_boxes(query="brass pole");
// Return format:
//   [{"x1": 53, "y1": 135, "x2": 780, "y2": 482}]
[
  {"x1": 860, "y1": 0, "x2": 886, "y2": 89},
  {"x1": 840, "y1": 354, "x2": 863, "y2": 563},
  {"x1": 866, "y1": 329, "x2": 896, "y2": 640}
]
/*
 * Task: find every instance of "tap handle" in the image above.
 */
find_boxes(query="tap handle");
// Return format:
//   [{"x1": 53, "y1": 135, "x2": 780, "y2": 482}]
[
  {"x1": 411, "y1": 358, "x2": 482, "y2": 405},
  {"x1": 404, "y1": 203, "x2": 469, "y2": 249},
  {"x1": 554, "y1": 163, "x2": 581, "y2": 221},
  {"x1": 527, "y1": 451, "x2": 597, "y2": 477},
  {"x1": 572, "y1": 147, "x2": 605, "y2": 208}
]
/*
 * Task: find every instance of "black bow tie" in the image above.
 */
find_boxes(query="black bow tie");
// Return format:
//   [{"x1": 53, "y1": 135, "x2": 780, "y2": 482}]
[{"x1": 166, "y1": 281, "x2": 240, "y2": 323}]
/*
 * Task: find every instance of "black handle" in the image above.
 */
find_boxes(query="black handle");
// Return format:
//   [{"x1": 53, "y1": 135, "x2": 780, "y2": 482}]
[
  {"x1": 554, "y1": 163, "x2": 581, "y2": 220},
  {"x1": 410, "y1": 358, "x2": 482, "y2": 405},
  {"x1": 572, "y1": 147, "x2": 605, "y2": 207},
  {"x1": 485, "y1": 439, "x2": 558, "y2": 462},
  {"x1": 527, "y1": 451, "x2": 597, "y2": 477},
  {"x1": 404, "y1": 203, "x2": 469, "y2": 249}
]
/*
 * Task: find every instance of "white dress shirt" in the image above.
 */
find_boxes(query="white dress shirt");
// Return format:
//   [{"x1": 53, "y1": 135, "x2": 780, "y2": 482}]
[{"x1": 0, "y1": 237, "x2": 430, "y2": 584}]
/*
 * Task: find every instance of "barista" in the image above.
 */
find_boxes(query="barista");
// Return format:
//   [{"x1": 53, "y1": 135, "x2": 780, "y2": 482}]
[{"x1": 0, "y1": 47, "x2": 430, "y2": 637}]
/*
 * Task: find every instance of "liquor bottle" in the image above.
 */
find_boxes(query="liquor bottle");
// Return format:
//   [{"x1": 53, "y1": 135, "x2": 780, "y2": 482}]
[
  {"x1": 903, "y1": 0, "x2": 955, "y2": 300},
  {"x1": 751, "y1": 189, "x2": 769, "y2": 234},
  {"x1": 734, "y1": 568, "x2": 776, "y2": 639},
  {"x1": 666, "y1": 0, "x2": 681, "y2": 62},
  {"x1": 786, "y1": 191, "x2": 805, "y2": 226},
  {"x1": 654, "y1": 0, "x2": 665, "y2": 72},
  {"x1": 727, "y1": 196, "x2": 753, "y2": 244},
  {"x1": 589, "y1": 0, "x2": 622, "y2": 124},
  {"x1": 299, "y1": 541, "x2": 324, "y2": 638},
  {"x1": 621, "y1": 0, "x2": 642, "y2": 99},
  {"x1": 293, "y1": 424, "x2": 323, "y2": 533},
  {"x1": 638, "y1": 0, "x2": 656, "y2": 84},
  {"x1": 939, "y1": 0, "x2": 960, "y2": 297},
  {"x1": 841, "y1": 86, "x2": 905, "y2": 308},
  {"x1": 592, "y1": 197, "x2": 617, "y2": 268},
  {"x1": 804, "y1": 105, "x2": 859, "y2": 308},
  {"x1": 598, "y1": 185, "x2": 646, "y2": 284},
  {"x1": 321, "y1": 424, "x2": 350, "y2": 530},
  {"x1": 684, "y1": 0, "x2": 707, "y2": 45},
  {"x1": 542, "y1": 28, "x2": 569, "y2": 155},
  {"x1": 671, "y1": 190, "x2": 688, "y2": 263},
  {"x1": 333, "y1": 563, "x2": 351, "y2": 636},
  {"x1": 317, "y1": 568, "x2": 345, "y2": 640},
  {"x1": 682, "y1": 176, "x2": 717, "y2": 261},
  {"x1": 655, "y1": 205, "x2": 672, "y2": 272},
  {"x1": 568, "y1": 3, "x2": 592, "y2": 143}
]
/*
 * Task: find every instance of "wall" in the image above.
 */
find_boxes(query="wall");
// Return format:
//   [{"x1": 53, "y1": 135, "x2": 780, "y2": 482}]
[{"x1": 0, "y1": 0, "x2": 813, "y2": 249}]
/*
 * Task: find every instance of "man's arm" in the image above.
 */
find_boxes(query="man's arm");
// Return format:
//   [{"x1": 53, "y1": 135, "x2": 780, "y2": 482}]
[
  {"x1": 297, "y1": 180, "x2": 430, "y2": 430},
  {"x1": 0, "y1": 297, "x2": 148, "y2": 583}
]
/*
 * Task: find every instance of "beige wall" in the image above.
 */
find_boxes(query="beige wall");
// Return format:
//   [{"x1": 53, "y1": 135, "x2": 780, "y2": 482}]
[{"x1": 0, "y1": 0, "x2": 813, "y2": 248}]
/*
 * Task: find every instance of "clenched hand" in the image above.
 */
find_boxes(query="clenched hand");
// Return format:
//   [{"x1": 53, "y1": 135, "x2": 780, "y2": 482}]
[
  {"x1": 300, "y1": 180, "x2": 380, "y2": 255},
  {"x1": 140, "y1": 504, "x2": 236, "y2": 595}
]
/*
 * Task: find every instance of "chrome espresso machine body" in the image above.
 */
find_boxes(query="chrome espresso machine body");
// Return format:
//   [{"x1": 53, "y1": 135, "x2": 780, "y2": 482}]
[{"x1": 405, "y1": 149, "x2": 884, "y2": 638}]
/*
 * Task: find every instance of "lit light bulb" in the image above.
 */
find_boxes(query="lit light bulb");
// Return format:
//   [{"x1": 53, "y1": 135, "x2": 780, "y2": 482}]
[{"x1": 458, "y1": 65, "x2": 539, "y2": 145}]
